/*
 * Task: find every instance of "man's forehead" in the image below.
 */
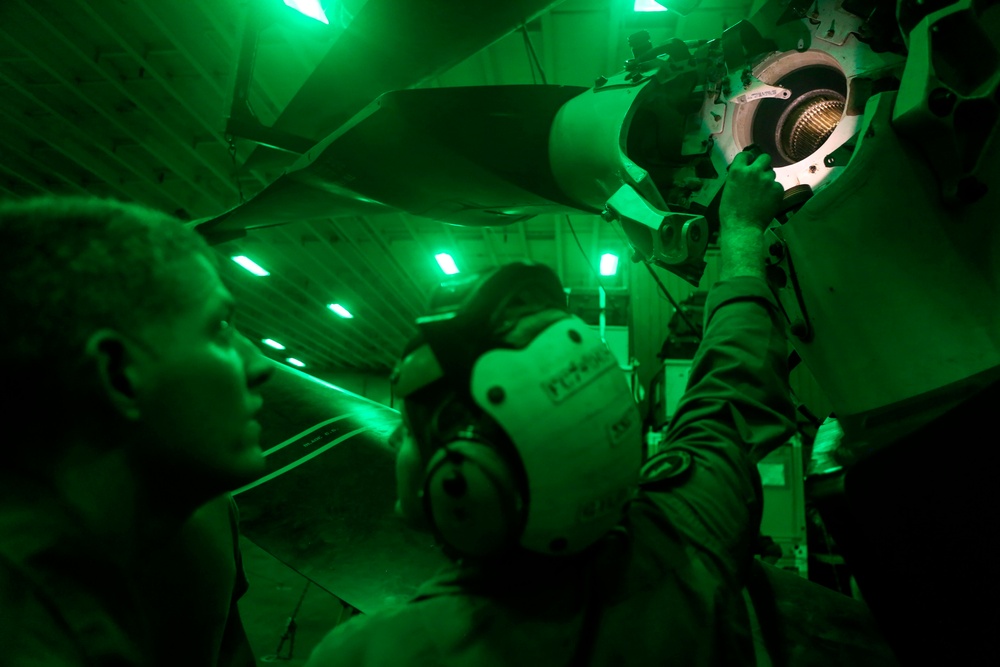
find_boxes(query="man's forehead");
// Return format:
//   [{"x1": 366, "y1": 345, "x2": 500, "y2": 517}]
[
  {"x1": 168, "y1": 253, "x2": 234, "y2": 319},
  {"x1": 190, "y1": 253, "x2": 232, "y2": 304}
]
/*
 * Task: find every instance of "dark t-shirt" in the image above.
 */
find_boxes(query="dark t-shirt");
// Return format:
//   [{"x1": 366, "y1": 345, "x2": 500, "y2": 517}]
[
  {"x1": 305, "y1": 276, "x2": 796, "y2": 666},
  {"x1": 0, "y1": 491, "x2": 254, "y2": 666}
]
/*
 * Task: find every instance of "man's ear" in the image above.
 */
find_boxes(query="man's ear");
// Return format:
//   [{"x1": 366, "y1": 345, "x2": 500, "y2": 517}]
[{"x1": 83, "y1": 330, "x2": 145, "y2": 422}]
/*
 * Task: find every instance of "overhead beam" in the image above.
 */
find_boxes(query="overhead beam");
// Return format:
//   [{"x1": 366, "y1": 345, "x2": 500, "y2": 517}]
[
  {"x1": 540, "y1": 10, "x2": 556, "y2": 84},
  {"x1": 519, "y1": 221, "x2": 531, "y2": 261},
  {"x1": 72, "y1": 0, "x2": 269, "y2": 193},
  {"x1": 190, "y1": 2, "x2": 283, "y2": 124},
  {"x1": 0, "y1": 105, "x2": 152, "y2": 202},
  {"x1": 0, "y1": 160, "x2": 47, "y2": 194},
  {"x1": 591, "y1": 217, "x2": 601, "y2": 288},
  {"x1": 438, "y1": 223, "x2": 466, "y2": 272},
  {"x1": 218, "y1": 248, "x2": 392, "y2": 364},
  {"x1": 229, "y1": 297, "x2": 351, "y2": 369},
  {"x1": 481, "y1": 228, "x2": 501, "y2": 267},
  {"x1": 0, "y1": 183, "x2": 24, "y2": 199},
  {"x1": 0, "y1": 70, "x2": 194, "y2": 212},
  {"x1": 11, "y1": 1, "x2": 232, "y2": 207},
  {"x1": 335, "y1": 217, "x2": 428, "y2": 313},
  {"x1": 0, "y1": 138, "x2": 90, "y2": 196},
  {"x1": 293, "y1": 221, "x2": 416, "y2": 346},
  {"x1": 555, "y1": 216, "x2": 564, "y2": 285}
]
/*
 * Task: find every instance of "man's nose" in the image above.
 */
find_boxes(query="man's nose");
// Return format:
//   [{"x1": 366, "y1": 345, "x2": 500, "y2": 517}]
[{"x1": 240, "y1": 334, "x2": 276, "y2": 388}]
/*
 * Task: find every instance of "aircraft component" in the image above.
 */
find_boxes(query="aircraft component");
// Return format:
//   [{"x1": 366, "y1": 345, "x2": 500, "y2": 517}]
[
  {"x1": 603, "y1": 184, "x2": 708, "y2": 285},
  {"x1": 892, "y1": 0, "x2": 1000, "y2": 204}
]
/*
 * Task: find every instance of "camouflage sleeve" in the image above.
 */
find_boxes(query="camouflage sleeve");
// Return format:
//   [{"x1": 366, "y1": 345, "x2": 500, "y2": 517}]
[{"x1": 643, "y1": 276, "x2": 796, "y2": 582}]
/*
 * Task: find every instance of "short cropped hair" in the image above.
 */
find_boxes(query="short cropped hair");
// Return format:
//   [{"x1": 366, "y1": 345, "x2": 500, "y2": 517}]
[{"x1": 0, "y1": 196, "x2": 213, "y2": 413}]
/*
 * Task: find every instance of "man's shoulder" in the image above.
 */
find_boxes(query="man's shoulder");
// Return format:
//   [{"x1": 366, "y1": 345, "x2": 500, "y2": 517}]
[
  {"x1": 0, "y1": 557, "x2": 88, "y2": 665},
  {"x1": 305, "y1": 602, "x2": 449, "y2": 667}
]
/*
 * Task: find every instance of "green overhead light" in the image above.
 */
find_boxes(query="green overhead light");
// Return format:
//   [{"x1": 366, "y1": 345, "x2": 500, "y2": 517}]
[
  {"x1": 262, "y1": 338, "x2": 286, "y2": 350},
  {"x1": 283, "y1": 0, "x2": 329, "y2": 24},
  {"x1": 435, "y1": 253, "x2": 460, "y2": 275},
  {"x1": 287, "y1": 358, "x2": 306, "y2": 367},
  {"x1": 634, "y1": 0, "x2": 668, "y2": 11},
  {"x1": 231, "y1": 255, "x2": 270, "y2": 276},
  {"x1": 599, "y1": 253, "x2": 619, "y2": 276},
  {"x1": 328, "y1": 303, "x2": 354, "y2": 319}
]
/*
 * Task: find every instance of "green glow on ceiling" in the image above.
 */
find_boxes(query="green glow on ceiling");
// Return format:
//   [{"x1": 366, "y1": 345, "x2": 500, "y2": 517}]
[
  {"x1": 283, "y1": 0, "x2": 330, "y2": 24},
  {"x1": 435, "y1": 253, "x2": 460, "y2": 275},
  {"x1": 231, "y1": 255, "x2": 270, "y2": 276},
  {"x1": 634, "y1": 0, "x2": 668, "y2": 11},
  {"x1": 328, "y1": 303, "x2": 354, "y2": 318}
]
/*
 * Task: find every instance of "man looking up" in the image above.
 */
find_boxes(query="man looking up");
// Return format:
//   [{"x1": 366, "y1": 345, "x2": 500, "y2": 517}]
[
  {"x1": 0, "y1": 197, "x2": 273, "y2": 666},
  {"x1": 305, "y1": 149, "x2": 795, "y2": 665}
]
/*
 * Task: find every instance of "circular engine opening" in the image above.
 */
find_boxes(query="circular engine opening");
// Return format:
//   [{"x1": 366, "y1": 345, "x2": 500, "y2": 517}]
[
  {"x1": 750, "y1": 65, "x2": 847, "y2": 167},
  {"x1": 777, "y1": 90, "x2": 845, "y2": 162}
]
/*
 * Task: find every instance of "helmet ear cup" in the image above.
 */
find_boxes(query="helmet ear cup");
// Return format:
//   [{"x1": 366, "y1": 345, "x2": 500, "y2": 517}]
[{"x1": 423, "y1": 439, "x2": 522, "y2": 558}]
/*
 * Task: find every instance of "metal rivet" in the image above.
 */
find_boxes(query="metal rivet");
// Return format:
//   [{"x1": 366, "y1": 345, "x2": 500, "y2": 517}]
[
  {"x1": 487, "y1": 386, "x2": 505, "y2": 404},
  {"x1": 568, "y1": 330, "x2": 582, "y2": 343},
  {"x1": 928, "y1": 87, "x2": 956, "y2": 117}
]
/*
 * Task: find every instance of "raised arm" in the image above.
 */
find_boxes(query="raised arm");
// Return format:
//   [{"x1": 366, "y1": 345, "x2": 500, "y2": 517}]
[{"x1": 644, "y1": 149, "x2": 795, "y2": 582}]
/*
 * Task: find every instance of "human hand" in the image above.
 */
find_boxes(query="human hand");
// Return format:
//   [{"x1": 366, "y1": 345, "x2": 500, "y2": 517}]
[{"x1": 719, "y1": 148, "x2": 785, "y2": 234}]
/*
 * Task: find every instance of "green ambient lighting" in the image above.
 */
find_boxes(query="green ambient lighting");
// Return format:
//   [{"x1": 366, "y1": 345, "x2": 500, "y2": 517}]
[
  {"x1": 231, "y1": 256, "x2": 270, "y2": 276},
  {"x1": 287, "y1": 358, "x2": 306, "y2": 367},
  {"x1": 435, "y1": 253, "x2": 460, "y2": 275},
  {"x1": 328, "y1": 303, "x2": 354, "y2": 318},
  {"x1": 262, "y1": 339, "x2": 286, "y2": 350},
  {"x1": 634, "y1": 0, "x2": 668, "y2": 10},
  {"x1": 283, "y1": 0, "x2": 329, "y2": 23},
  {"x1": 599, "y1": 253, "x2": 620, "y2": 276}
]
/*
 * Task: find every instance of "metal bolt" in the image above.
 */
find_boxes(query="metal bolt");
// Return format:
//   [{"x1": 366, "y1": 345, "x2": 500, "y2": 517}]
[
  {"x1": 688, "y1": 225, "x2": 701, "y2": 243},
  {"x1": 769, "y1": 242, "x2": 784, "y2": 260},
  {"x1": 928, "y1": 87, "x2": 956, "y2": 117},
  {"x1": 568, "y1": 329, "x2": 582, "y2": 343},
  {"x1": 487, "y1": 386, "x2": 505, "y2": 404},
  {"x1": 660, "y1": 225, "x2": 676, "y2": 244}
]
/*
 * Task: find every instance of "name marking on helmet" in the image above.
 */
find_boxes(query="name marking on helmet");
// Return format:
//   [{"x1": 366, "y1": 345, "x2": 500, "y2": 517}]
[
  {"x1": 608, "y1": 406, "x2": 637, "y2": 448},
  {"x1": 576, "y1": 486, "x2": 630, "y2": 523},
  {"x1": 542, "y1": 344, "x2": 616, "y2": 404}
]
